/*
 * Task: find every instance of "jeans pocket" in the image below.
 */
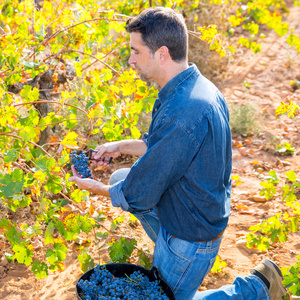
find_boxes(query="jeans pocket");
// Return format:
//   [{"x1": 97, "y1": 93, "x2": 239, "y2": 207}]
[
  {"x1": 153, "y1": 229, "x2": 221, "y2": 300},
  {"x1": 166, "y1": 235, "x2": 196, "y2": 262}
]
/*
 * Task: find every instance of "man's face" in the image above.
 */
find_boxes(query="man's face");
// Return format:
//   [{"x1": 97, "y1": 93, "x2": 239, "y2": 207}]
[{"x1": 128, "y1": 32, "x2": 159, "y2": 82}]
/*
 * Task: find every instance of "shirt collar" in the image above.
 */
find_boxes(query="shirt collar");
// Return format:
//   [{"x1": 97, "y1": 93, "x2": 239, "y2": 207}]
[{"x1": 158, "y1": 63, "x2": 200, "y2": 102}]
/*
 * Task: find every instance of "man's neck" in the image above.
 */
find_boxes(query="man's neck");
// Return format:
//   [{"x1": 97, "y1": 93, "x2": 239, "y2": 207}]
[{"x1": 157, "y1": 61, "x2": 189, "y2": 88}]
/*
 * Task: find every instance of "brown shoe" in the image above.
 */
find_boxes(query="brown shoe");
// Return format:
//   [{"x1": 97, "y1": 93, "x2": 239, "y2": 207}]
[{"x1": 253, "y1": 259, "x2": 289, "y2": 300}]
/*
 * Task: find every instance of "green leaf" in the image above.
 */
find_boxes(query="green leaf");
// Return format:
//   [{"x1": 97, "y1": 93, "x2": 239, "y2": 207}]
[
  {"x1": 44, "y1": 175, "x2": 62, "y2": 194},
  {"x1": 19, "y1": 125, "x2": 39, "y2": 141},
  {"x1": 46, "y1": 243, "x2": 67, "y2": 265},
  {"x1": 137, "y1": 250, "x2": 151, "y2": 269},
  {"x1": 78, "y1": 253, "x2": 94, "y2": 273},
  {"x1": 0, "y1": 169, "x2": 25, "y2": 197},
  {"x1": 13, "y1": 244, "x2": 33, "y2": 266},
  {"x1": 96, "y1": 231, "x2": 109, "y2": 239},
  {"x1": 79, "y1": 215, "x2": 94, "y2": 234},
  {"x1": 3, "y1": 149, "x2": 19, "y2": 163},
  {"x1": 45, "y1": 222, "x2": 55, "y2": 245},
  {"x1": 31, "y1": 261, "x2": 48, "y2": 279},
  {"x1": 110, "y1": 215, "x2": 125, "y2": 232},
  {"x1": 108, "y1": 237, "x2": 136, "y2": 263},
  {"x1": 0, "y1": 219, "x2": 21, "y2": 245}
]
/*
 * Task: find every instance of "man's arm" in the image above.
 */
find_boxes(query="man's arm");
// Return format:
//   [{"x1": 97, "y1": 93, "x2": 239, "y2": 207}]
[{"x1": 68, "y1": 139, "x2": 147, "y2": 194}]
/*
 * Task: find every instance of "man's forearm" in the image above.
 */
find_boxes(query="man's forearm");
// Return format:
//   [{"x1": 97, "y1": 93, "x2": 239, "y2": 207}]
[{"x1": 119, "y1": 139, "x2": 147, "y2": 157}]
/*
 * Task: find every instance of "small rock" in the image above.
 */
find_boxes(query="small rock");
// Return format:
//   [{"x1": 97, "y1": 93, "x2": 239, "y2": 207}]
[
  {"x1": 251, "y1": 195, "x2": 267, "y2": 203},
  {"x1": 232, "y1": 90, "x2": 244, "y2": 98},
  {"x1": 0, "y1": 258, "x2": 8, "y2": 267}
]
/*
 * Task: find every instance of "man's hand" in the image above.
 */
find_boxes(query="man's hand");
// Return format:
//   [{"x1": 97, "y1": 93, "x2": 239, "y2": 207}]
[
  {"x1": 68, "y1": 166, "x2": 110, "y2": 197},
  {"x1": 92, "y1": 142, "x2": 122, "y2": 166},
  {"x1": 92, "y1": 140, "x2": 147, "y2": 166}
]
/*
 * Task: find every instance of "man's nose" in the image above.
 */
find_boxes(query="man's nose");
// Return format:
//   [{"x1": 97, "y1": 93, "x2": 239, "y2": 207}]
[{"x1": 128, "y1": 53, "x2": 135, "y2": 65}]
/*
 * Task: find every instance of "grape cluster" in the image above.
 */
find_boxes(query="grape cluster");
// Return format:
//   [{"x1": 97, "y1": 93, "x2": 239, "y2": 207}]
[
  {"x1": 69, "y1": 151, "x2": 93, "y2": 179},
  {"x1": 78, "y1": 265, "x2": 169, "y2": 300}
]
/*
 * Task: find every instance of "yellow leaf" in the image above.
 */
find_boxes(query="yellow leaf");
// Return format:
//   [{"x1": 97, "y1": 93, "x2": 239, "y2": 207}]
[
  {"x1": 61, "y1": 131, "x2": 79, "y2": 149},
  {"x1": 33, "y1": 170, "x2": 47, "y2": 183}
]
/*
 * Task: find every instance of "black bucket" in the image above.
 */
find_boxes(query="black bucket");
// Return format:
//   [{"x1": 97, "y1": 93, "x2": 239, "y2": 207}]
[{"x1": 76, "y1": 263, "x2": 175, "y2": 300}]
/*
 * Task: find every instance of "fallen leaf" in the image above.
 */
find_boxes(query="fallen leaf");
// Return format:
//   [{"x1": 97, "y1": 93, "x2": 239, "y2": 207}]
[{"x1": 239, "y1": 147, "x2": 248, "y2": 156}]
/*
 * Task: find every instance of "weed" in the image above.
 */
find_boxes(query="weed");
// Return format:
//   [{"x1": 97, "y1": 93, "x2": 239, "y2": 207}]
[{"x1": 229, "y1": 102, "x2": 260, "y2": 136}]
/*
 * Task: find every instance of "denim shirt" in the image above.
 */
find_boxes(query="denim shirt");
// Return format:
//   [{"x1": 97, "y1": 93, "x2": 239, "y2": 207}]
[{"x1": 109, "y1": 63, "x2": 232, "y2": 242}]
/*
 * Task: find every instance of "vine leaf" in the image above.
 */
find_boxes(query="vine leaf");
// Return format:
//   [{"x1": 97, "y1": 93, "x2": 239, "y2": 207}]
[
  {"x1": 13, "y1": 244, "x2": 33, "y2": 266},
  {"x1": 108, "y1": 237, "x2": 136, "y2": 263},
  {"x1": 31, "y1": 261, "x2": 49, "y2": 279},
  {"x1": 46, "y1": 243, "x2": 68, "y2": 265},
  {"x1": 0, "y1": 169, "x2": 25, "y2": 197},
  {"x1": 78, "y1": 252, "x2": 95, "y2": 273}
]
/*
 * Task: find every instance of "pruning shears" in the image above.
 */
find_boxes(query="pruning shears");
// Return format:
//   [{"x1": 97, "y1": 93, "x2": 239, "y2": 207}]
[{"x1": 80, "y1": 149, "x2": 113, "y2": 164}]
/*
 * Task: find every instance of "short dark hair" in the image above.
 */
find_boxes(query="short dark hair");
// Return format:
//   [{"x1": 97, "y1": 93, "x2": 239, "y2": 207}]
[{"x1": 125, "y1": 7, "x2": 188, "y2": 62}]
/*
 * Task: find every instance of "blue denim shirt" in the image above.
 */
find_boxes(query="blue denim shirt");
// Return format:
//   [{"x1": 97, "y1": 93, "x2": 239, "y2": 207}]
[{"x1": 109, "y1": 64, "x2": 232, "y2": 242}]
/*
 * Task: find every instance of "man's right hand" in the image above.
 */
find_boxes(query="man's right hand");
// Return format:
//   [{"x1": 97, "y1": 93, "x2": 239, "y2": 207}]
[
  {"x1": 92, "y1": 141, "x2": 122, "y2": 166},
  {"x1": 91, "y1": 139, "x2": 147, "y2": 166}
]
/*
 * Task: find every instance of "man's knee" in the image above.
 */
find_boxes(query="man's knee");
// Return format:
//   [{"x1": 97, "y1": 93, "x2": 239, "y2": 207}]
[{"x1": 109, "y1": 168, "x2": 131, "y2": 185}]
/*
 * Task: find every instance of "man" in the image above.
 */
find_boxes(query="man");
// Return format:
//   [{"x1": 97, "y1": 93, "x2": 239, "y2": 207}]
[{"x1": 69, "y1": 7, "x2": 288, "y2": 300}]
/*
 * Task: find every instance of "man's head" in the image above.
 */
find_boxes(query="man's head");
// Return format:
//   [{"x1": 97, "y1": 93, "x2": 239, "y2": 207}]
[{"x1": 126, "y1": 7, "x2": 188, "y2": 62}]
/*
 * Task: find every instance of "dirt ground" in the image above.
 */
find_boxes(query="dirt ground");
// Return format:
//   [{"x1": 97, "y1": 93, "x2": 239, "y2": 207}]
[{"x1": 1, "y1": 5, "x2": 300, "y2": 300}]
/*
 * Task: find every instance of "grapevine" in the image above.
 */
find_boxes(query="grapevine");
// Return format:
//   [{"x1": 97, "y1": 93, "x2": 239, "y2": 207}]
[{"x1": 0, "y1": 1, "x2": 299, "y2": 298}]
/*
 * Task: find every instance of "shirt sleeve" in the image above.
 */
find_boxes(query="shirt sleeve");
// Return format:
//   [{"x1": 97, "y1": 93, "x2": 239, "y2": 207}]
[
  {"x1": 141, "y1": 132, "x2": 149, "y2": 146},
  {"x1": 109, "y1": 119, "x2": 207, "y2": 213}
]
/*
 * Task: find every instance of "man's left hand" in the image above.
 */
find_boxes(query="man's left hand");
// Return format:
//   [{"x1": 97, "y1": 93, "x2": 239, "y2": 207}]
[{"x1": 68, "y1": 166, "x2": 110, "y2": 197}]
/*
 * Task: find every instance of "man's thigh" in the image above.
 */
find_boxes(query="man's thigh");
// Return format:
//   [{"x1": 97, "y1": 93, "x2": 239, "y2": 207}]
[{"x1": 153, "y1": 226, "x2": 222, "y2": 300}]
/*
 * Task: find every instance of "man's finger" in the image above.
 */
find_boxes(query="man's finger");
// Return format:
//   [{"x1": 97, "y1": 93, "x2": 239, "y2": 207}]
[
  {"x1": 71, "y1": 165, "x2": 80, "y2": 177},
  {"x1": 94, "y1": 147, "x2": 107, "y2": 160},
  {"x1": 68, "y1": 176, "x2": 78, "y2": 182}
]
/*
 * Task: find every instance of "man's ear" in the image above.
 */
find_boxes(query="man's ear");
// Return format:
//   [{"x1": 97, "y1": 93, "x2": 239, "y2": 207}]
[{"x1": 158, "y1": 46, "x2": 170, "y2": 64}]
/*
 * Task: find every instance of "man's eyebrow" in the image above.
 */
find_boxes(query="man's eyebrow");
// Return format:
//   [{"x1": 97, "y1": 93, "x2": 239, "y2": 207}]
[{"x1": 130, "y1": 46, "x2": 138, "y2": 51}]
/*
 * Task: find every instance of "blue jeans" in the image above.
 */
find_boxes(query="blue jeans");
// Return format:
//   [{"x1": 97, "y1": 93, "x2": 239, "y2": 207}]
[{"x1": 109, "y1": 169, "x2": 270, "y2": 300}]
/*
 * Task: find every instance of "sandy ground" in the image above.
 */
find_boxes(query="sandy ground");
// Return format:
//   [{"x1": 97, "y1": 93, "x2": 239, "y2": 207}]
[{"x1": 0, "y1": 5, "x2": 300, "y2": 300}]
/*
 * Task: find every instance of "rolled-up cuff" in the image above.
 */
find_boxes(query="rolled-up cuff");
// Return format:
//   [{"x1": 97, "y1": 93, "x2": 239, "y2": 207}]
[{"x1": 109, "y1": 180, "x2": 132, "y2": 212}]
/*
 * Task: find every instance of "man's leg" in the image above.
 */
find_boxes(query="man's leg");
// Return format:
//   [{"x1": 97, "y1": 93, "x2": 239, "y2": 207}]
[
  {"x1": 192, "y1": 258, "x2": 288, "y2": 300},
  {"x1": 152, "y1": 226, "x2": 222, "y2": 300},
  {"x1": 109, "y1": 168, "x2": 160, "y2": 243},
  {"x1": 192, "y1": 275, "x2": 269, "y2": 300}
]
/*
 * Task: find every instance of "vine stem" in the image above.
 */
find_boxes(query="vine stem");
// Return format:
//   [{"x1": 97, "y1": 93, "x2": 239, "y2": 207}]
[
  {"x1": 61, "y1": 49, "x2": 120, "y2": 76},
  {"x1": 81, "y1": 41, "x2": 129, "y2": 73},
  {"x1": 24, "y1": 15, "x2": 128, "y2": 62},
  {"x1": 2, "y1": 133, "x2": 52, "y2": 157},
  {"x1": 0, "y1": 152, "x2": 33, "y2": 174}
]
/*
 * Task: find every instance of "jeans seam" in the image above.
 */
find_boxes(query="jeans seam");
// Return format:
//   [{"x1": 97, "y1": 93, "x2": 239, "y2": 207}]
[
  {"x1": 173, "y1": 259, "x2": 193, "y2": 294},
  {"x1": 196, "y1": 244, "x2": 220, "y2": 254}
]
